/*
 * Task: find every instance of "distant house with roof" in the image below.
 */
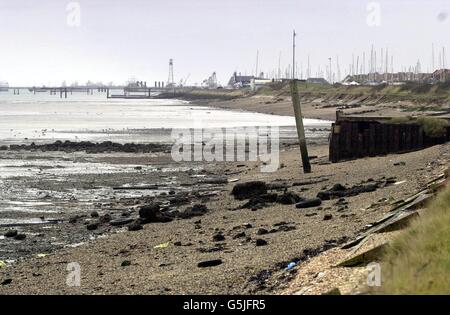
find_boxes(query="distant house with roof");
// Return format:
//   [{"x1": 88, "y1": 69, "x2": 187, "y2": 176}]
[
  {"x1": 432, "y1": 69, "x2": 450, "y2": 82},
  {"x1": 228, "y1": 72, "x2": 255, "y2": 88}
]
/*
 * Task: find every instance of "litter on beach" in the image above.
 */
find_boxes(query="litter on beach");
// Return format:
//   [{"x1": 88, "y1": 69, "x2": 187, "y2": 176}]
[{"x1": 154, "y1": 242, "x2": 170, "y2": 249}]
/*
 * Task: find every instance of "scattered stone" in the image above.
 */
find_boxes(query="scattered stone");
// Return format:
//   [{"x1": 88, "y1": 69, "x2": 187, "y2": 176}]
[
  {"x1": 14, "y1": 234, "x2": 26, "y2": 241},
  {"x1": 197, "y1": 245, "x2": 225, "y2": 253},
  {"x1": 231, "y1": 181, "x2": 268, "y2": 200},
  {"x1": 256, "y1": 239, "x2": 268, "y2": 247},
  {"x1": 233, "y1": 232, "x2": 246, "y2": 239},
  {"x1": 99, "y1": 214, "x2": 112, "y2": 224},
  {"x1": 121, "y1": 210, "x2": 131, "y2": 217},
  {"x1": 276, "y1": 225, "x2": 296, "y2": 232},
  {"x1": 1, "y1": 279, "x2": 12, "y2": 286},
  {"x1": 393, "y1": 161, "x2": 406, "y2": 166},
  {"x1": 9, "y1": 140, "x2": 170, "y2": 154},
  {"x1": 197, "y1": 259, "x2": 223, "y2": 268},
  {"x1": 305, "y1": 213, "x2": 317, "y2": 217},
  {"x1": 240, "y1": 193, "x2": 278, "y2": 209},
  {"x1": 159, "y1": 262, "x2": 172, "y2": 267},
  {"x1": 110, "y1": 218, "x2": 134, "y2": 227},
  {"x1": 317, "y1": 183, "x2": 378, "y2": 200},
  {"x1": 277, "y1": 191, "x2": 303, "y2": 205},
  {"x1": 323, "y1": 214, "x2": 333, "y2": 221},
  {"x1": 139, "y1": 203, "x2": 161, "y2": 218},
  {"x1": 296, "y1": 198, "x2": 322, "y2": 208},
  {"x1": 139, "y1": 203, "x2": 173, "y2": 223},
  {"x1": 121, "y1": 260, "x2": 132, "y2": 267},
  {"x1": 128, "y1": 222, "x2": 143, "y2": 231},
  {"x1": 4, "y1": 230, "x2": 18, "y2": 238},
  {"x1": 90, "y1": 211, "x2": 99, "y2": 218},
  {"x1": 180, "y1": 204, "x2": 209, "y2": 219},
  {"x1": 213, "y1": 234, "x2": 225, "y2": 242},
  {"x1": 256, "y1": 228, "x2": 269, "y2": 235},
  {"x1": 87, "y1": 223, "x2": 99, "y2": 231},
  {"x1": 68, "y1": 215, "x2": 80, "y2": 224}
]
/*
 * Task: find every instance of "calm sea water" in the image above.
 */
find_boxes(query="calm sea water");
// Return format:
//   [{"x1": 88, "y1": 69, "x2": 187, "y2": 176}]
[{"x1": 0, "y1": 90, "x2": 330, "y2": 144}]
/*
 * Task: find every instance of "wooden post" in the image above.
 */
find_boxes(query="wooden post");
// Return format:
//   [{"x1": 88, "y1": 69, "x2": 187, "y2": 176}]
[{"x1": 290, "y1": 79, "x2": 311, "y2": 173}]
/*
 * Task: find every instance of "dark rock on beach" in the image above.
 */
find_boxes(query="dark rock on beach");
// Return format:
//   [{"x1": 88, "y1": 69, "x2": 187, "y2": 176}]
[
  {"x1": 233, "y1": 232, "x2": 246, "y2": 239},
  {"x1": 255, "y1": 239, "x2": 268, "y2": 247},
  {"x1": 99, "y1": 214, "x2": 112, "y2": 224},
  {"x1": 128, "y1": 222, "x2": 143, "y2": 231},
  {"x1": 276, "y1": 191, "x2": 303, "y2": 205},
  {"x1": 317, "y1": 183, "x2": 379, "y2": 200},
  {"x1": 110, "y1": 218, "x2": 134, "y2": 227},
  {"x1": 121, "y1": 260, "x2": 132, "y2": 267},
  {"x1": 4, "y1": 230, "x2": 18, "y2": 238},
  {"x1": 197, "y1": 259, "x2": 223, "y2": 268},
  {"x1": 179, "y1": 204, "x2": 209, "y2": 219},
  {"x1": 240, "y1": 193, "x2": 278, "y2": 209},
  {"x1": 256, "y1": 228, "x2": 269, "y2": 235},
  {"x1": 231, "y1": 181, "x2": 268, "y2": 200},
  {"x1": 139, "y1": 203, "x2": 161, "y2": 218},
  {"x1": 1, "y1": 279, "x2": 12, "y2": 286},
  {"x1": 212, "y1": 233, "x2": 225, "y2": 242},
  {"x1": 8, "y1": 140, "x2": 171, "y2": 154},
  {"x1": 87, "y1": 223, "x2": 99, "y2": 231},
  {"x1": 139, "y1": 203, "x2": 173, "y2": 223},
  {"x1": 14, "y1": 234, "x2": 26, "y2": 241},
  {"x1": 296, "y1": 198, "x2": 322, "y2": 209}
]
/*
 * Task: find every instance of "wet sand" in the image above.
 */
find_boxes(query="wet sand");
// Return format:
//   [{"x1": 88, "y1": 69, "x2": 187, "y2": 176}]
[{"x1": 1, "y1": 138, "x2": 448, "y2": 294}]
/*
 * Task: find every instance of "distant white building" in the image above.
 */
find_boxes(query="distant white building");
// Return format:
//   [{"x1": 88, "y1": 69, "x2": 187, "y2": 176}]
[{"x1": 250, "y1": 78, "x2": 273, "y2": 91}]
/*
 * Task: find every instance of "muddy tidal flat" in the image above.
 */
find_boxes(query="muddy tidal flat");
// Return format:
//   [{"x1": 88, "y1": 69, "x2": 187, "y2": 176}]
[{"x1": 1, "y1": 138, "x2": 448, "y2": 294}]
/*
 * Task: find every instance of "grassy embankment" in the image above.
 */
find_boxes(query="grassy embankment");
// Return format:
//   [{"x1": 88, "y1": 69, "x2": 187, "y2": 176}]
[
  {"x1": 378, "y1": 180, "x2": 450, "y2": 294},
  {"x1": 165, "y1": 81, "x2": 450, "y2": 111},
  {"x1": 258, "y1": 81, "x2": 450, "y2": 109}
]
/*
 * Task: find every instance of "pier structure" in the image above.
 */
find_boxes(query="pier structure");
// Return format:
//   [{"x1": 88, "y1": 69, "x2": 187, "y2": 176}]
[{"x1": 5, "y1": 85, "x2": 176, "y2": 99}]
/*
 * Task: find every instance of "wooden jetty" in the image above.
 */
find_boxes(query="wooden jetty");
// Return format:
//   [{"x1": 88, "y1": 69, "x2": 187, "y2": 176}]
[
  {"x1": 106, "y1": 87, "x2": 175, "y2": 99},
  {"x1": 5, "y1": 85, "x2": 176, "y2": 100}
]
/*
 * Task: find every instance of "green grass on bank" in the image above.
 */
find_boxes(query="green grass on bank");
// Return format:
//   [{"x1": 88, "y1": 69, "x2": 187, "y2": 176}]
[
  {"x1": 256, "y1": 81, "x2": 450, "y2": 104},
  {"x1": 378, "y1": 184, "x2": 450, "y2": 294}
]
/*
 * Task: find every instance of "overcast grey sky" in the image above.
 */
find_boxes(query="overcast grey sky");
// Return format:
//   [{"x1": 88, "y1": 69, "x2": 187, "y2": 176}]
[{"x1": 0, "y1": 0, "x2": 449, "y2": 86}]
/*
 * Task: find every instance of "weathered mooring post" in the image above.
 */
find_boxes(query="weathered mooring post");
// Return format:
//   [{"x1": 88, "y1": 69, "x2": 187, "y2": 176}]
[{"x1": 290, "y1": 79, "x2": 311, "y2": 173}]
